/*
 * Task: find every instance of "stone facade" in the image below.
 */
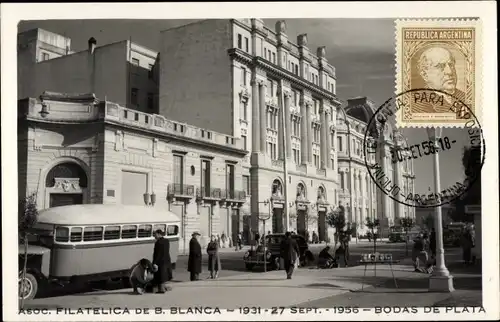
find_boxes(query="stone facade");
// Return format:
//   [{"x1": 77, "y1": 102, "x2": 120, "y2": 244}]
[{"x1": 18, "y1": 93, "x2": 247, "y2": 253}]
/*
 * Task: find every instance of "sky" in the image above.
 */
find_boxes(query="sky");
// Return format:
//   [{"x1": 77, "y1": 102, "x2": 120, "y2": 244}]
[{"x1": 18, "y1": 19, "x2": 473, "y2": 197}]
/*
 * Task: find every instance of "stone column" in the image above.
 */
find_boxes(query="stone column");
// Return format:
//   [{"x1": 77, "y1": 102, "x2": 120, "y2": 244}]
[
  {"x1": 284, "y1": 92, "x2": 292, "y2": 158},
  {"x1": 278, "y1": 105, "x2": 284, "y2": 159},
  {"x1": 259, "y1": 82, "x2": 267, "y2": 153},
  {"x1": 306, "y1": 102, "x2": 312, "y2": 163},
  {"x1": 251, "y1": 78, "x2": 260, "y2": 153},
  {"x1": 320, "y1": 102, "x2": 328, "y2": 169},
  {"x1": 300, "y1": 97, "x2": 308, "y2": 164}
]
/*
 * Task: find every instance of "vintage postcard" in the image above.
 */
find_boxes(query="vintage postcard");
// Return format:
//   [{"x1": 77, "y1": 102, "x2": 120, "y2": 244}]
[
  {"x1": 1, "y1": 2, "x2": 498, "y2": 322},
  {"x1": 395, "y1": 19, "x2": 482, "y2": 128}
]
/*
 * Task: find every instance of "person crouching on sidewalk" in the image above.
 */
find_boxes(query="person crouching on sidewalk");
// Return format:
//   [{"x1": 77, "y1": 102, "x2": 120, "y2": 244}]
[{"x1": 129, "y1": 258, "x2": 157, "y2": 295}]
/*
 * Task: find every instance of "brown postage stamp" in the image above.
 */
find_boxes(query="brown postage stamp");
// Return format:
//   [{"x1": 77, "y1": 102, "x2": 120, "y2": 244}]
[{"x1": 395, "y1": 19, "x2": 482, "y2": 128}]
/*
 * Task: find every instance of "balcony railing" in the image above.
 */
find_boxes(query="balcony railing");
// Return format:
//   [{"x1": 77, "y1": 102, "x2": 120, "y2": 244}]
[
  {"x1": 198, "y1": 187, "x2": 223, "y2": 200},
  {"x1": 222, "y1": 189, "x2": 247, "y2": 201},
  {"x1": 167, "y1": 183, "x2": 195, "y2": 197}
]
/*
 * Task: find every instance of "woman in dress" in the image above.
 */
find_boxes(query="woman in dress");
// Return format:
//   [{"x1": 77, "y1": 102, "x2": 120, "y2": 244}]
[{"x1": 207, "y1": 235, "x2": 221, "y2": 279}]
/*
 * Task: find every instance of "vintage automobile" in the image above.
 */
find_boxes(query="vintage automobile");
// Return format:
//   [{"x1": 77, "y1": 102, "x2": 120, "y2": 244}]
[
  {"x1": 18, "y1": 204, "x2": 181, "y2": 300},
  {"x1": 243, "y1": 233, "x2": 314, "y2": 271}
]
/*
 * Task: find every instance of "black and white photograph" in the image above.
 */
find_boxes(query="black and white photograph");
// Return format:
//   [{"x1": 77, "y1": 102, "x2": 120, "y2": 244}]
[{"x1": 2, "y1": 2, "x2": 498, "y2": 321}]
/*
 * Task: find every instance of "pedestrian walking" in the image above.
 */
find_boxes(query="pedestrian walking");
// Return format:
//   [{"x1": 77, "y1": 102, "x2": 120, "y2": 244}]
[
  {"x1": 188, "y1": 232, "x2": 202, "y2": 281},
  {"x1": 254, "y1": 231, "x2": 260, "y2": 246},
  {"x1": 207, "y1": 235, "x2": 221, "y2": 279},
  {"x1": 235, "y1": 232, "x2": 242, "y2": 251},
  {"x1": 461, "y1": 227, "x2": 474, "y2": 265},
  {"x1": 152, "y1": 229, "x2": 173, "y2": 293},
  {"x1": 429, "y1": 228, "x2": 437, "y2": 259},
  {"x1": 129, "y1": 258, "x2": 156, "y2": 295},
  {"x1": 280, "y1": 231, "x2": 300, "y2": 279}
]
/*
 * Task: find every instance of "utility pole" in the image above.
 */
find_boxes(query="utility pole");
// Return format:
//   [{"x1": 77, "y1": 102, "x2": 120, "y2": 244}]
[{"x1": 279, "y1": 81, "x2": 290, "y2": 232}]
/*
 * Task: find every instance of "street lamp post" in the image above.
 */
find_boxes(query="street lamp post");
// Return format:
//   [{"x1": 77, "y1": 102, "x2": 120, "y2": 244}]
[
  {"x1": 426, "y1": 127, "x2": 454, "y2": 292},
  {"x1": 338, "y1": 107, "x2": 355, "y2": 243},
  {"x1": 258, "y1": 199, "x2": 272, "y2": 273}
]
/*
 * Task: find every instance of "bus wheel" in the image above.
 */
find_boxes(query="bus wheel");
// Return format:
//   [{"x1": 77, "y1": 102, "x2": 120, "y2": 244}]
[{"x1": 19, "y1": 272, "x2": 38, "y2": 300}]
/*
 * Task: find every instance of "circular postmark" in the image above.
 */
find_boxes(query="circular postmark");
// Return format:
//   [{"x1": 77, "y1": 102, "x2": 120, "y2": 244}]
[{"x1": 362, "y1": 88, "x2": 485, "y2": 208}]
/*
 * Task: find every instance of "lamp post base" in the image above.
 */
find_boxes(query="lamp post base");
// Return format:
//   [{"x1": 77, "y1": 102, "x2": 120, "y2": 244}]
[{"x1": 429, "y1": 274, "x2": 455, "y2": 293}]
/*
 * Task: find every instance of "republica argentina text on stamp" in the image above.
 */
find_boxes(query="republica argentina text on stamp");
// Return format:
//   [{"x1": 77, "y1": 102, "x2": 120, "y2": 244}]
[{"x1": 395, "y1": 19, "x2": 482, "y2": 128}]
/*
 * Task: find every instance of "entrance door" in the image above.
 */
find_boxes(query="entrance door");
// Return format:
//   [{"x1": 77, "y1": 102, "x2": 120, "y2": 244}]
[
  {"x1": 296, "y1": 209, "x2": 307, "y2": 237},
  {"x1": 231, "y1": 208, "x2": 240, "y2": 244},
  {"x1": 199, "y1": 206, "x2": 211, "y2": 247},
  {"x1": 318, "y1": 211, "x2": 326, "y2": 242},
  {"x1": 50, "y1": 194, "x2": 83, "y2": 208},
  {"x1": 272, "y1": 208, "x2": 284, "y2": 233}
]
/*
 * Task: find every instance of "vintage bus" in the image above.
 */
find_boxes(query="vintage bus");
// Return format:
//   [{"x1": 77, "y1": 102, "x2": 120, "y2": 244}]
[{"x1": 18, "y1": 204, "x2": 180, "y2": 300}]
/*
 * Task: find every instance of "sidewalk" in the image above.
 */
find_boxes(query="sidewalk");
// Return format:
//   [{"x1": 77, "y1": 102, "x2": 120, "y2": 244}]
[{"x1": 27, "y1": 260, "x2": 437, "y2": 309}]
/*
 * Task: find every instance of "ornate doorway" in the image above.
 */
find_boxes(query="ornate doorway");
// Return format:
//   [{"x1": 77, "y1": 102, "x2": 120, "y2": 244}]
[{"x1": 45, "y1": 162, "x2": 88, "y2": 209}]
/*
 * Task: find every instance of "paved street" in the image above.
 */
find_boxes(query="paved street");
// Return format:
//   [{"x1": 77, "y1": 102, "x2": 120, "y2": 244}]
[
  {"x1": 26, "y1": 241, "x2": 459, "y2": 305},
  {"x1": 24, "y1": 244, "x2": 481, "y2": 310}
]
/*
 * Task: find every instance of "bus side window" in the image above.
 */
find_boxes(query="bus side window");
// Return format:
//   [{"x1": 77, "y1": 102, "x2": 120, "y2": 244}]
[
  {"x1": 167, "y1": 225, "x2": 179, "y2": 236},
  {"x1": 122, "y1": 225, "x2": 137, "y2": 239},
  {"x1": 104, "y1": 226, "x2": 121, "y2": 240},
  {"x1": 153, "y1": 224, "x2": 166, "y2": 234},
  {"x1": 84, "y1": 226, "x2": 104, "y2": 242},
  {"x1": 138, "y1": 224, "x2": 153, "y2": 238},
  {"x1": 70, "y1": 227, "x2": 83, "y2": 242},
  {"x1": 55, "y1": 227, "x2": 70, "y2": 242}
]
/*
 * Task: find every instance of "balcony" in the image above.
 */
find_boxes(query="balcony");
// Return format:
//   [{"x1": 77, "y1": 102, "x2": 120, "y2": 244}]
[
  {"x1": 220, "y1": 189, "x2": 246, "y2": 207},
  {"x1": 167, "y1": 183, "x2": 195, "y2": 202},
  {"x1": 197, "y1": 187, "x2": 223, "y2": 201}
]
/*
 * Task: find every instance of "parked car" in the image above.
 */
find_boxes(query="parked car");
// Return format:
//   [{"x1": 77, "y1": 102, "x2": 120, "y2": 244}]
[{"x1": 243, "y1": 233, "x2": 314, "y2": 271}]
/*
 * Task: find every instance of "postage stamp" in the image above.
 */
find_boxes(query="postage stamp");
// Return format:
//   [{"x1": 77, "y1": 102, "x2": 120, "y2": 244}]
[{"x1": 395, "y1": 19, "x2": 482, "y2": 128}]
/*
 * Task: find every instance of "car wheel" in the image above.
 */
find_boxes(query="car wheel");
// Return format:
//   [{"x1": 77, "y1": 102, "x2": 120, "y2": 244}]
[
  {"x1": 273, "y1": 257, "x2": 281, "y2": 270},
  {"x1": 245, "y1": 263, "x2": 254, "y2": 271},
  {"x1": 19, "y1": 272, "x2": 38, "y2": 300}
]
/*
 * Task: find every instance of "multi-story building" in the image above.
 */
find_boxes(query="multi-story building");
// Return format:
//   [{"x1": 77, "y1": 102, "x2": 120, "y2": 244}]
[
  {"x1": 337, "y1": 97, "x2": 416, "y2": 236},
  {"x1": 18, "y1": 28, "x2": 159, "y2": 114},
  {"x1": 18, "y1": 92, "x2": 248, "y2": 251},
  {"x1": 159, "y1": 19, "x2": 340, "y2": 242}
]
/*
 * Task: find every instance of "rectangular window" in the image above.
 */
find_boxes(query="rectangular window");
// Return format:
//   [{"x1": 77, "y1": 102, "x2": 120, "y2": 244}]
[
  {"x1": 264, "y1": 48, "x2": 267, "y2": 59},
  {"x1": 122, "y1": 225, "x2": 137, "y2": 239},
  {"x1": 331, "y1": 157, "x2": 335, "y2": 170},
  {"x1": 201, "y1": 159, "x2": 211, "y2": 195},
  {"x1": 241, "y1": 68, "x2": 246, "y2": 86},
  {"x1": 147, "y1": 92, "x2": 154, "y2": 110},
  {"x1": 167, "y1": 225, "x2": 179, "y2": 236},
  {"x1": 242, "y1": 175, "x2": 250, "y2": 195},
  {"x1": 293, "y1": 148, "x2": 300, "y2": 164},
  {"x1": 340, "y1": 172, "x2": 345, "y2": 189},
  {"x1": 330, "y1": 132, "x2": 335, "y2": 148},
  {"x1": 70, "y1": 227, "x2": 83, "y2": 242},
  {"x1": 272, "y1": 52, "x2": 276, "y2": 64},
  {"x1": 356, "y1": 141, "x2": 361, "y2": 156},
  {"x1": 240, "y1": 101, "x2": 247, "y2": 121},
  {"x1": 153, "y1": 224, "x2": 166, "y2": 234},
  {"x1": 173, "y1": 155, "x2": 184, "y2": 186},
  {"x1": 138, "y1": 224, "x2": 153, "y2": 238},
  {"x1": 148, "y1": 64, "x2": 154, "y2": 79},
  {"x1": 226, "y1": 164, "x2": 235, "y2": 196},
  {"x1": 292, "y1": 90, "x2": 298, "y2": 106},
  {"x1": 42, "y1": 53, "x2": 49, "y2": 61},
  {"x1": 132, "y1": 58, "x2": 140, "y2": 66},
  {"x1": 313, "y1": 154, "x2": 320, "y2": 168},
  {"x1": 237, "y1": 34, "x2": 242, "y2": 49},
  {"x1": 245, "y1": 37, "x2": 249, "y2": 52},
  {"x1": 337, "y1": 137, "x2": 343, "y2": 151},
  {"x1": 268, "y1": 49, "x2": 271, "y2": 60},
  {"x1": 104, "y1": 226, "x2": 121, "y2": 240},
  {"x1": 290, "y1": 62, "x2": 293, "y2": 72},
  {"x1": 55, "y1": 227, "x2": 70, "y2": 242},
  {"x1": 131, "y1": 88, "x2": 138, "y2": 105},
  {"x1": 241, "y1": 135, "x2": 247, "y2": 151},
  {"x1": 83, "y1": 226, "x2": 103, "y2": 241}
]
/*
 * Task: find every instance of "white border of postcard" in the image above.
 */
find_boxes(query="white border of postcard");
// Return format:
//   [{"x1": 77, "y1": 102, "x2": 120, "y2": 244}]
[{"x1": 1, "y1": 1, "x2": 498, "y2": 321}]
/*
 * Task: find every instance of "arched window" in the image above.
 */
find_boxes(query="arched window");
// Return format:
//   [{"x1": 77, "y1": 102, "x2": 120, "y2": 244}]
[
  {"x1": 317, "y1": 186, "x2": 325, "y2": 199},
  {"x1": 272, "y1": 179, "x2": 282, "y2": 195},
  {"x1": 45, "y1": 162, "x2": 88, "y2": 188},
  {"x1": 297, "y1": 183, "x2": 306, "y2": 197}
]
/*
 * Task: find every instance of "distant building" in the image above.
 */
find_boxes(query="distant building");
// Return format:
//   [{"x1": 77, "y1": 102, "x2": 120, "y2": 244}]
[
  {"x1": 18, "y1": 92, "x2": 248, "y2": 251},
  {"x1": 337, "y1": 97, "x2": 416, "y2": 235},
  {"x1": 160, "y1": 19, "x2": 340, "y2": 242},
  {"x1": 18, "y1": 28, "x2": 159, "y2": 114}
]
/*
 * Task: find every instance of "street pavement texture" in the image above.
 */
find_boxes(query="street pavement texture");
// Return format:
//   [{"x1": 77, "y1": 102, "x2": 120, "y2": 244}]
[{"x1": 25, "y1": 243, "x2": 482, "y2": 309}]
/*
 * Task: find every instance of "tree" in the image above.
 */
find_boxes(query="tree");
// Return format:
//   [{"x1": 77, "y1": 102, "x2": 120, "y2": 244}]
[
  {"x1": 18, "y1": 192, "x2": 39, "y2": 307},
  {"x1": 365, "y1": 216, "x2": 380, "y2": 253},
  {"x1": 400, "y1": 217, "x2": 415, "y2": 256},
  {"x1": 326, "y1": 206, "x2": 347, "y2": 250}
]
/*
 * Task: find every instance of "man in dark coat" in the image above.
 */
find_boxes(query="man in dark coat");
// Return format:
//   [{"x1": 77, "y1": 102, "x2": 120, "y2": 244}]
[
  {"x1": 188, "y1": 232, "x2": 202, "y2": 281},
  {"x1": 280, "y1": 232, "x2": 300, "y2": 279},
  {"x1": 152, "y1": 229, "x2": 172, "y2": 293}
]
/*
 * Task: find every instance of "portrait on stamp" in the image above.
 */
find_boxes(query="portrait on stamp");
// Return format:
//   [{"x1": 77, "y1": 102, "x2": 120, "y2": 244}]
[{"x1": 396, "y1": 20, "x2": 481, "y2": 126}]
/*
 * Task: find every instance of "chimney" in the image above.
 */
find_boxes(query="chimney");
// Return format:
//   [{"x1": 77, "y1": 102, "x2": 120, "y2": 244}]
[{"x1": 88, "y1": 37, "x2": 97, "y2": 54}]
